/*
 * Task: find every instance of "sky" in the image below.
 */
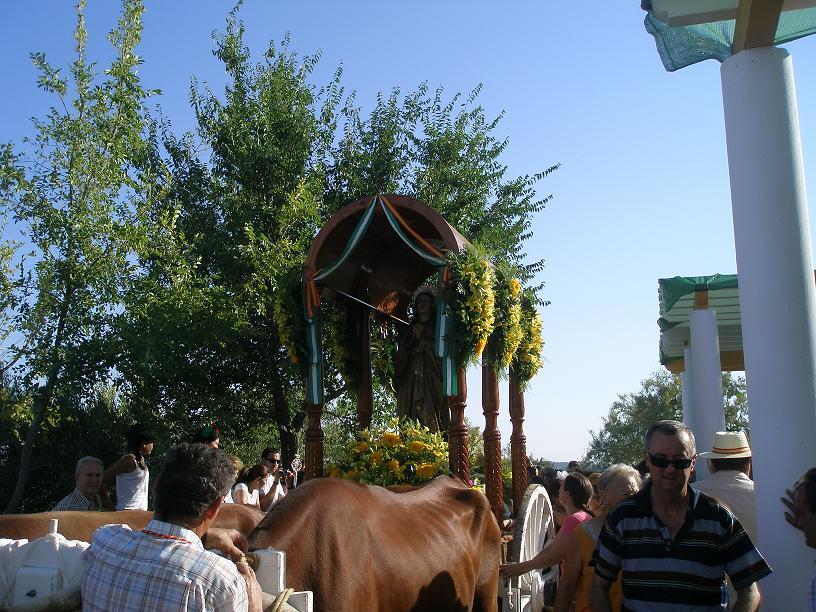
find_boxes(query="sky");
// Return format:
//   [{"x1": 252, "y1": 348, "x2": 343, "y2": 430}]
[{"x1": 1, "y1": 2, "x2": 815, "y2": 462}]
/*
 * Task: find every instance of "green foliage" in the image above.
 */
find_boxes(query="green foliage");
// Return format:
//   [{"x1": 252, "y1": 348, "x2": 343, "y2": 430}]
[
  {"x1": 485, "y1": 264, "x2": 523, "y2": 373},
  {"x1": 511, "y1": 289, "x2": 544, "y2": 389},
  {"x1": 583, "y1": 371, "x2": 749, "y2": 468},
  {"x1": 1, "y1": 3, "x2": 557, "y2": 510},
  {"x1": 0, "y1": 0, "x2": 158, "y2": 511},
  {"x1": 444, "y1": 246, "x2": 496, "y2": 366}
]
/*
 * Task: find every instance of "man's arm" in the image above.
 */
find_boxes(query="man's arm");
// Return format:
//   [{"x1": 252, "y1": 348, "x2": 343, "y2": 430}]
[
  {"x1": 732, "y1": 582, "x2": 761, "y2": 612},
  {"x1": 589, "y1": 575, "x2": 613, "y2": 612},
  {"x1": 235, "y1": 558, "x2": 263, "y2": 612}
]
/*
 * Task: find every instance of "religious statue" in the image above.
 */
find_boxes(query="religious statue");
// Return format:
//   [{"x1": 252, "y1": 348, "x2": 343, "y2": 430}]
[{"x1": 393, "y1": 285, "x2": 448, "y2": 433}]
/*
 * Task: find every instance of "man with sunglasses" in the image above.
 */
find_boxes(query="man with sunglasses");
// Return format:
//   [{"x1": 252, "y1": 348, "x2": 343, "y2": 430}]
[
  {"x1": 590, "y1": 420, "x2": 771, "y2": 611},
  {"x1": 259, "y1": 447, "x2": 290, "y2": 511}
]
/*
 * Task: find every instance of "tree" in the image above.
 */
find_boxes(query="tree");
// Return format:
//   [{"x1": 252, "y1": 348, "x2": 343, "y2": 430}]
[
  {"x1": 583, "y1": 370, "x2": 749, "y2": 468},
  {"x1": 0, "y1": 0, "x2": 157, "y2": 512},
  {"x1": 120, "y1": 8, "x2": 557, "y2": 468}
]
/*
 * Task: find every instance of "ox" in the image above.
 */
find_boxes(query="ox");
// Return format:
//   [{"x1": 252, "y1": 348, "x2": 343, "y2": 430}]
[
  {"x1": 249, "y1": 475, "x2": 501, "y2": 612},
  {"x1": 0, "y1": 503, "x2": 264, "y2": 542}
]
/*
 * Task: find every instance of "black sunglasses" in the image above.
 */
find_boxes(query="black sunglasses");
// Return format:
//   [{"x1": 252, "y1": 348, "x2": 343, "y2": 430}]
[
  {"x1": 647, "y1": 453, "x2": 693, "y2": 470},
  {"x1": 264, "y1": 457, "x2": 281, "y2": 464}
]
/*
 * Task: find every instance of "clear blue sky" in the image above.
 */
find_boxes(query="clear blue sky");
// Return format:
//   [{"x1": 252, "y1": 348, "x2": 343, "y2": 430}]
[{"x1": 2, "y1": 2, "x2": 815, "y2": 461}]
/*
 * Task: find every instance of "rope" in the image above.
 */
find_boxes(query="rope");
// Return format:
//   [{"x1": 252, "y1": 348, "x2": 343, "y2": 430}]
[{"x1": 269, "y1": 587, "x2": 294, "y2": 612}]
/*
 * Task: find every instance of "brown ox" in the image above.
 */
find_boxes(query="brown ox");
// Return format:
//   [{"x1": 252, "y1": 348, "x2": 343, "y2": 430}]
[
  {"x1": 0, "y1": 503, "x2": 264, "y2": 542},
  {"x1": 248, "y1": 475, "x2": 501, "y2": 612}
]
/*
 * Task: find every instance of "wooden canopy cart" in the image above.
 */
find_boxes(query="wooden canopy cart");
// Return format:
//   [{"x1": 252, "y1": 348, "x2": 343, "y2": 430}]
[{"x1": 298, "y1": 194, "x2": 554, "y2": 607}]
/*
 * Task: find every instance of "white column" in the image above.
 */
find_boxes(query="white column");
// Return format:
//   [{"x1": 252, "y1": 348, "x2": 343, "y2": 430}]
[
  {"x1": 722, "y1": 46, "x2": 816, "y2": 609},
  {"x1": 688, "y1": 309, "x2": 725, "y2": 481},
  {"x1": 681, "y1": 344, "x2": 696, "y2": 435}
]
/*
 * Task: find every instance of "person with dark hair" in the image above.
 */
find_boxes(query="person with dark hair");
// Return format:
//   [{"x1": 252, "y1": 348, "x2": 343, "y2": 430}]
[
  {"x1": 781, "y1": 467, "x2": 816, "y2": 610},
  {"x1": 591, "y1": 420, "x2": 771, "y2": 611},
  {"x1": 194, "y1": 423, "x2": 221, "y2": 448},
  {"x1": 258, "y1": 448, "x2": 291, "y2": 510},
  {"x1": 52, "y1": 456, "x2": 105, "y2": 511},
  {"x1": 101, "y1": 423, "x2": 156, "y2": 510},
  {"x1": 499, "y1": 472, "x2": 594, "y2": 581},
  {"x1": 232, "y1": 464, "x2": 268, "y2": 508},
  {"x1": 82, "y1": 443, "x2": 262, "y2": 612},
  {"x1": 557, "y1": 464, "x2": 642, "y2": 612}
]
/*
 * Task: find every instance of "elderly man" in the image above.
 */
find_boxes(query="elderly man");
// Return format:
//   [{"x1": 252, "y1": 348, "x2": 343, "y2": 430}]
[
  {"x1": 693, "y1": 431, "x2": 756, "y2": 542},
  {"x1": 781, "y1": 468, "x2": 816, "y2": 610},
  {"x1": 53, "y1": 456, "x2": 105, "y2": 511},
  {"x1": 591, "y1": 420, "x2": 771, "y2": 611},
  {"x1": 82, "y1": 443, "x2": 262, "y2": 612}
]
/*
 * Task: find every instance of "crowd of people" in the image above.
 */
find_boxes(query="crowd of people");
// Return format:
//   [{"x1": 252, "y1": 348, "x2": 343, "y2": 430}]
[
  {"x1": 51, "y1": 423, "x2": 297, "y2": 515},
  {"x1": 503, "y1": 419, "x2": 816, "y2": 611},
  {"x1": 40, "y1": 416, "x2": 816, "y2": 610}
]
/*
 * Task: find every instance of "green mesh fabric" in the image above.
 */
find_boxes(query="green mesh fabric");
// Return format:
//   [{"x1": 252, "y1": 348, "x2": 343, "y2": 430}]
[{"x1": 643, "y1": 3, "x2": 816, "y2": 72}]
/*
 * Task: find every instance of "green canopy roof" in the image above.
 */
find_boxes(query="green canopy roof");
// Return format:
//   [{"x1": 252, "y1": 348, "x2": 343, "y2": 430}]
[
  {"x1": 657, "y1": 274, "x2": 744, "y2": 372},
  {"x1": 643, "y1": 1, "x2": 816, "y2": 71}
]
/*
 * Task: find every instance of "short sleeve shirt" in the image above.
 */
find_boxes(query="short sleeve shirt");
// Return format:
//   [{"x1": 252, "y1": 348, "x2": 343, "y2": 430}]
[
  {"x1": 594, "y1": 483, "x2": 771, "y2": 610},
  {"x1": 82, "y1": 519, "x2": 248, "y2": 612}
]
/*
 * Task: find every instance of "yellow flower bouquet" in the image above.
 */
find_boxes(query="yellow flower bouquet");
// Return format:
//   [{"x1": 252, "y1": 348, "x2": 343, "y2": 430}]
[{"x1": 327, "y1": 417, "x2": 449, "y2": 487}]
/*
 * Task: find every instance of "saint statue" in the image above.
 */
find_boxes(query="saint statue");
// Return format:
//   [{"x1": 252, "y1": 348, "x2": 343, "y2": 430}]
[{"x1": 393, "y1": 285, "x2": 448, "y2": 433}]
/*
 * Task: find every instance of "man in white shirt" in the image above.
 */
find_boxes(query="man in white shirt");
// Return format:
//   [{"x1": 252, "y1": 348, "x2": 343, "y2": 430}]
[
  {"x1": 692, "y1": 430, "x2": 756, "y2": 542},
  {"x1": 259, "y1": 447, "x2": 290, "y2": 511}
]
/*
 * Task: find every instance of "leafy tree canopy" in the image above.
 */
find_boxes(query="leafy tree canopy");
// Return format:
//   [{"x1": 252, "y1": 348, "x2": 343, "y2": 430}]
[{"x1": 582, "y1": 370, "x2": 749, "y2": 469}]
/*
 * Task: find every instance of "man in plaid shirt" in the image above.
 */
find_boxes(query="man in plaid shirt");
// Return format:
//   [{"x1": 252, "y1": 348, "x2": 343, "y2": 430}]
[
  {"x1": 82, "y1": 443, "x2": 262, "y2": 611},
  {"x1": 52, "y1": 456, "x2": 105, "y2": 511}
]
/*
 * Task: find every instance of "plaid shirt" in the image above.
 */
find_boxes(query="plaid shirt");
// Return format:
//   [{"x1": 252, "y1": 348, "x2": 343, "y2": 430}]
[
  {"x1": 82, "y1": 519, "x2": 248, "y2": 612},
  {"x1": 52, "y1": 488, "x2": 104, "y2": 511}
]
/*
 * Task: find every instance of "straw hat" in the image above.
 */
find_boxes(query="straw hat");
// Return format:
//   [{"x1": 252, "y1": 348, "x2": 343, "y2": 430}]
[{"x1": 698, "y1": 431, "x2": 752, "y2": 459}]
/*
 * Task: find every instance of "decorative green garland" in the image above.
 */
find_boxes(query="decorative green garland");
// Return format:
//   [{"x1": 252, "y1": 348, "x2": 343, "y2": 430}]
[
  {"x1": 485, "y1": 264, "x2": 523, "y2": 372},
  {"x1": 511, "y1": 290, "x2": 544, "y2": 390},
  {"x1": 272, "y1": 268, "x2": 308, "y2": 368},
  {"x1": 444, "y1": 247, "x2": 496, "y2": 367},
  {"x1": 327, "y1": 417, "x2": 449, "y2": 486}
]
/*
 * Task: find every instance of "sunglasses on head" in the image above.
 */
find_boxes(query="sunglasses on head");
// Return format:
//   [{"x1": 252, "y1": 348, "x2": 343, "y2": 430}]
[{"x1": 648, "y1": 453, "x2": 693, "y2": 470}]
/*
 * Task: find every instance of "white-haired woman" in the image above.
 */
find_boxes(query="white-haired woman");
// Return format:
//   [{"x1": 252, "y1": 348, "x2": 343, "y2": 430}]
[{"x1": 554, "y1": 463, "x2": 642, "y2": 612}]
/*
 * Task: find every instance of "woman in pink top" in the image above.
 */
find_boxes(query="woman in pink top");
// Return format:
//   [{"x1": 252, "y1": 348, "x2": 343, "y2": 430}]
[{"x1": 499, "y1": 472, "x2": 594, "y2": 580}]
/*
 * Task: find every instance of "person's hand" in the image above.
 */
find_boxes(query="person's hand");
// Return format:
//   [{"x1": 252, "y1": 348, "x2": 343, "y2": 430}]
[
  {"x1": 782, "y1": 487, "x2": 803, "y2": 530},
  {"x1": 236, "y1": 556, "x2": 263, "y2": 612},
  {"x1": 203, "y1": 527, "x2": 248, "y2": 561},
  {"x1": 499, "y1": 562, "x2": 525, "y2": 580}
]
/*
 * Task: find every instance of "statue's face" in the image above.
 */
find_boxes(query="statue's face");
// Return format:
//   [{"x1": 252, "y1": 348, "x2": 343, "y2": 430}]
[{"x1": 415, "y1": 293, "x2": 433, "y2": 315}]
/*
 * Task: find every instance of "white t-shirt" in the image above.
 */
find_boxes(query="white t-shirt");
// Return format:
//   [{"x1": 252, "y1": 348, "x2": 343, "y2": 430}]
[
  {"x1": 260, "y1": 474, "x2": 286, "y2": 510},
  {"x1": 231, "y1": 482, "x2": 259, "y2": 507}
]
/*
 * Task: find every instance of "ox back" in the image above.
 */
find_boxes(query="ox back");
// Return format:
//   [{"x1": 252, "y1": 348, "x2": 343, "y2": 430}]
[
  {"x1": 249, "y1": 475, "x2": 501, "y2": 612},
  {"x1": 0, "y1": 504, "x2": 264, "y2": 542}
]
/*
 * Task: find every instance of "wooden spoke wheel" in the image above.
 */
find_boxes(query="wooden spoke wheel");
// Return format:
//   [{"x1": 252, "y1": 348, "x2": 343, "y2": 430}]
[{"x1": 503, "y1": 484, "x2": 558, "y2": 612}]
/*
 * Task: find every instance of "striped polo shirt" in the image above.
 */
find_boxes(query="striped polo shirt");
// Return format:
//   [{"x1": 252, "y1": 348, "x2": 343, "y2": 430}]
[{"x1": 594, "y1": 482, "x2": 772, "y2": 611}]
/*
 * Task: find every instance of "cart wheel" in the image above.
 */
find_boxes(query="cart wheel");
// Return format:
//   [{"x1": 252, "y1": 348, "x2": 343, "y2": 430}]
[{"x1": 507, "y1": 484, "x2": 558, "y2": 611}]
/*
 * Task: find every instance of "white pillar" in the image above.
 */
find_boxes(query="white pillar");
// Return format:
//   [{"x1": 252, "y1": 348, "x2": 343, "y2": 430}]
[
  {"x1": 722, "y1": 46, "x2": 816, "y2": 609},
  {"x1": 688, "y1": 309, "x2": 725, "y2": 481},
  {"x1": 681, "y1": 344, "x2": 696, "y2": 434}
]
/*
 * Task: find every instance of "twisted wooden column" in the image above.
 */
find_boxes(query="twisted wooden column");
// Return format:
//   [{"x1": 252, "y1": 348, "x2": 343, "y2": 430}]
[
  {"x1": 357, "y1": 308, "x2": 373, "y2": 431},
  {"x1": 447, "y1": 368, "x2": 470, "y2": 484},
  {"x1": 482, "y1": 361, "x2": 504, "y2": 525},
  {"x1": 304, "y1": 402, "x2": 324, "y2": 481},
  {"x1": 509, "y1": 368, "x2": 528, "y2": 517}
]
